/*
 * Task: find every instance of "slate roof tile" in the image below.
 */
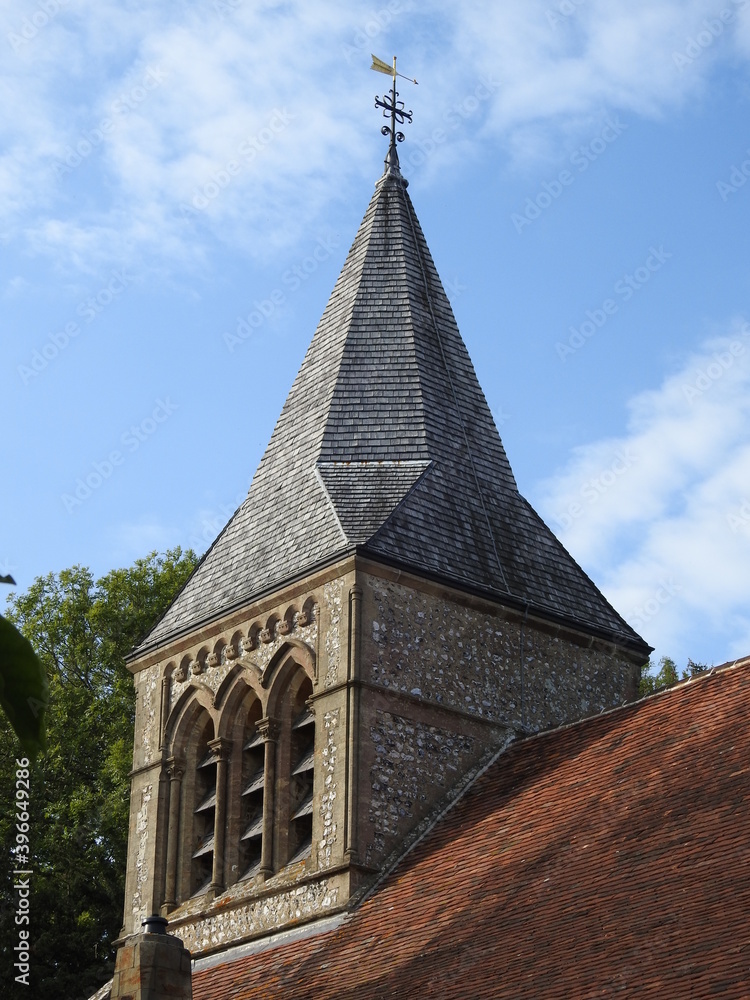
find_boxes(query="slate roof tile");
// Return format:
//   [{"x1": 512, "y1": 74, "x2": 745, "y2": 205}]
[{"x1": 136, "y1": 166, "x2": 647, "y2": 655}]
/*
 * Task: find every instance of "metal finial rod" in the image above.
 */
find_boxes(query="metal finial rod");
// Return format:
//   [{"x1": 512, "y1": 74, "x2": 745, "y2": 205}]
[{"x1": 372, "y1": 54, "x2": 416, "y2": 161}]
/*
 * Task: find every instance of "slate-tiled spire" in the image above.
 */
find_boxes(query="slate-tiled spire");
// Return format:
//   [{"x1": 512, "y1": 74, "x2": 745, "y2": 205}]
[{"x1": 139, "y1": 161, "x2": 646, "y2": 653}]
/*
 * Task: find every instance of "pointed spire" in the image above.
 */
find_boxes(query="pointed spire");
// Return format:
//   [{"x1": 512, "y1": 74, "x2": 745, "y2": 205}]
[{"x1": 136, "y1": 159, "x2": 648, "y2": 658}]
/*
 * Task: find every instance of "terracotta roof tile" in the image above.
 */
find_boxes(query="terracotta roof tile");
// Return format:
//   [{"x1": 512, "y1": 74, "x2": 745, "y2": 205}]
[{"x1": 193, "y1": 662, "x2": 750, "y2": 999}]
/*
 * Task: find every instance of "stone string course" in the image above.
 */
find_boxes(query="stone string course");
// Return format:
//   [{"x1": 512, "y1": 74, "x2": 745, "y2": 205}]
[{"x1": 174, "y1": 879, "x2": 340, "y2": 956}]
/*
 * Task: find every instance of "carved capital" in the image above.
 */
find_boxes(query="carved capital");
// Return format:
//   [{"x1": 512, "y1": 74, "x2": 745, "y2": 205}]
[
  {"x1": 207, "y1": 736, "x2": 232, "y2": 761},
  {"x1": 256, "y1": 718, "x2": 281, "y2": 743},
  {"x1": 166, "y1": 757, "x2": 185, "y2": 782}
]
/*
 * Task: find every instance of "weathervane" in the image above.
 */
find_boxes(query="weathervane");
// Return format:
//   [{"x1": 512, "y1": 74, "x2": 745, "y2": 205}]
[{"x1": 371, "y1": 54, "x2": 417, "y2": 168}]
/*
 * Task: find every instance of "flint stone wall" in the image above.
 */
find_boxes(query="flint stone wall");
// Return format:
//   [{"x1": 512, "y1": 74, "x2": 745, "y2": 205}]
[{"x1": 362, "y1": 574, "x2": 639, "y2": 732}]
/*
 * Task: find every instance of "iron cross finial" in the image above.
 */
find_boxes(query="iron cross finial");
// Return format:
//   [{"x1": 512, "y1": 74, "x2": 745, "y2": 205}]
[{"x1": 371, "y1": 55, "x2": 417, "y2": 166}]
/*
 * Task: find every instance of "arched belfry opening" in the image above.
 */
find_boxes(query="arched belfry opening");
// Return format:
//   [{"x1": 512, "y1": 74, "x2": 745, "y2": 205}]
[
  {"x1": 263, "y1": 646, "x2": 316, "y2": 874},
  {"x1": 287, "y1": 673, "x2": 315, "y2": 865},
  {"x1": 187, "y1": 712, "x2": 217, "y2": 898},
  {"x1": 163, "y1": 699, "x2": 219, "y2": 906},
  {"x1": 236, "y1": 689, "x2": 264, "y2": 882}
]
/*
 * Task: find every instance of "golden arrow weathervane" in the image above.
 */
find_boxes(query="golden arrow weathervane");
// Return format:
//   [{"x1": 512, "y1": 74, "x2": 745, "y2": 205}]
[{"x1": 371, "y1": 53, "x2": 418, "y2": 85}]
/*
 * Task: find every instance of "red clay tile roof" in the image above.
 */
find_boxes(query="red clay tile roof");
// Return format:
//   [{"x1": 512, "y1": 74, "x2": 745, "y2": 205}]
[{"x1": 193, "y1": 661, "x2": 750, "y2": 999}]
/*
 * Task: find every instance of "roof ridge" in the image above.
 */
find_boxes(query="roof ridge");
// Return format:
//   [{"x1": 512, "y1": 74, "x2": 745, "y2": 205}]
[
  {"x1": 400, "y1": 186, "x2": 510, "y2": 595},
  {"x1": 516, "y1": 494, "x2": 638, "y2": 641},
  {"x1": 316, "y1": 459, "x2": 431, "y2": 466},
  {"x1": 317, "y1": 173, "x2": 429, "y2": 464},
  {"x1": 311, "y1": 465, "x2": 349, "y2": 545}
]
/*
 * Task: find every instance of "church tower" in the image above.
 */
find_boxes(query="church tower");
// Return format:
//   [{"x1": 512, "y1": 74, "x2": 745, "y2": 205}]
[{"x1": 120, "y1": 85, "x2": 649, "y2": 960}]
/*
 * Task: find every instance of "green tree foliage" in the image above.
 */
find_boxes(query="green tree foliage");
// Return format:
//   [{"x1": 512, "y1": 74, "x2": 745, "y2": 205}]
[
  {"x1": 0, "y1": 549, "x2": 197, "y2": 1000},
  {"x1": 0, "y1": 605, "x2": 48, "y2": 757},
  {"x1": 638, "y1": 655, "x2": 709, "y2": 697}
]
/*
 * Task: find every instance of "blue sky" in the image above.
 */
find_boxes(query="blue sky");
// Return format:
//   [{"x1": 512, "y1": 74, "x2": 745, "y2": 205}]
[{"x1": 3, "y1": 0, "x2": 750, "y2": 671}]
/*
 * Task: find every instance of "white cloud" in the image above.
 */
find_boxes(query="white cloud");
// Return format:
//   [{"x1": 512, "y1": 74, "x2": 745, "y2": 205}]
[
  {"x1": 536, "y1": 320, "x2": 750, "y2": 666},
  {"x1": 0, "y1": 0, "x2": 748, "y2": 272}
]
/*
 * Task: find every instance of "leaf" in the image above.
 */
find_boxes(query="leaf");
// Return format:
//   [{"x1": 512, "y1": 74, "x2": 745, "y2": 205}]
[{"x1": 0, "y1": 613, "x2": 48, "y2": 757}]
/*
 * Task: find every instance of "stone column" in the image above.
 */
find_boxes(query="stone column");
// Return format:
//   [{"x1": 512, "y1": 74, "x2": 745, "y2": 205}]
[
  {"x1": 158, "y1": 674, "x2": 171, "y2": 751},
  {"x1": 345, "y1": 586, "x2": 362, "y2": 863},
  {"x1": 208, "y1": 737, "x2": 232, "y2": 896},
  {"x1": 161, "y1": 758, "x2": 184, "y2": 913},
  {"x1": 257, "y1": 718, "x2": 280, "y2": 879}
]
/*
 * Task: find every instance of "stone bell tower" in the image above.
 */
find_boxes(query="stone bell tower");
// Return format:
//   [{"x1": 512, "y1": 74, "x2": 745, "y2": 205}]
[{"x1": 120, "y1": 116, "x2": 649, "y2": 962}]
